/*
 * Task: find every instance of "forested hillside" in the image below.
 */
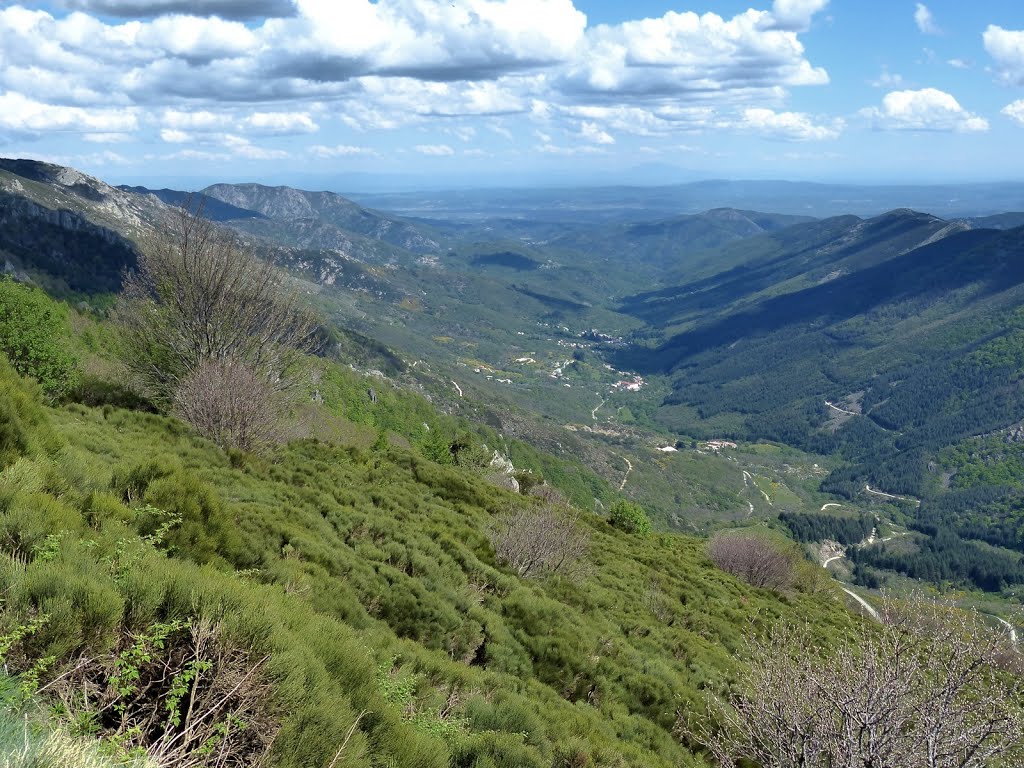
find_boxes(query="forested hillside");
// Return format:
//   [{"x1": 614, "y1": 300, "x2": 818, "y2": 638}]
[{"x1": 615, "y1": 211, "x2": 1024, "y2": 591}]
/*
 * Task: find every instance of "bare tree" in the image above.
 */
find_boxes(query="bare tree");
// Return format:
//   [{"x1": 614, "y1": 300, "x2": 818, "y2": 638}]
[
  {"x1": 489, "y1": 503, "x2": 590, "y2": 580},
  {"x1": 707, "y1": 532, "x2": 796, "y2": 590},
  {"x1": 119, "y1": 202, "x2": 320, "y2": 403},
  {"x1": 685, "y1": 594, "x2": 1024, "y2": 768},
  {"x1": 173, "y1": 357, "x2": 288, "y2": 453}
]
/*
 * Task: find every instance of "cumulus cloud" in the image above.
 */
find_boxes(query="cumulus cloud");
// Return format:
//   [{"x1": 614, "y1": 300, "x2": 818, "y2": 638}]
[
  {"x1": 1002, "y1": 100, "x2": 1024, "y2": 126},
  {"x1": 914, "y1": 4, "x2": 941, "y2": 35},
  {"x1": 579, "y1": 121, "x2": 614, "y2": 144},
  {"x1": 414, "y1": 144, "x2": 455, "y2": 156},
  {"x1": 560, "y1": 8, "x2": 828, "y2": 100},
  {"x1": 984, "y1": 25, "x2": 1024, "y2": 85},
  {"x1": 861, "y1": 88, "x2": 988, "y2": 132},
  {"x1": 159, "y1": 128, "x2": 192, "y2": 143},
  {"x1": 0, "y1": 90, "x2": 137, "y2": 135},
  {"x1": 770, "y1": 0, "x2": 829, "y2": 32},
  {"x1": 738, "y1": 107, "x2": 843, "y2": 140},
  {"x1": 0, "y1": 1, "x2": 839, "y2": 153},
  {"x1": 242, "y1": 111, "x2": 318, "y2": 133},
  {"x1": 56, "y1": 1, "x2": 297, "y2": 20}
]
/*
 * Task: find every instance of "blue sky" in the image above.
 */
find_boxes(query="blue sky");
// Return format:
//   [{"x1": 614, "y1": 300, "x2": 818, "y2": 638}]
[{"x1": 1, "y1": 0, "x2": 1023, "y2": 188}]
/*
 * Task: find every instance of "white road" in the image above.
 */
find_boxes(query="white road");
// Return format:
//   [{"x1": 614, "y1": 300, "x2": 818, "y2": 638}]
[
  {"x1": 825, "y1": 401, "x2": 859, "y2": 416},
  {"x1": 821, "y1": 503, "x2": 842, "y2": 511},
  {"x1": 451, "y1": 380, "x2": 463, "y2": 397},
  {"x1": 841, "y1": 587, "x2": 881, "y2": 621},
  {"x1": 823, "y1": 555, "x2": 844, "y2": 568},
  {"x1": 864, "y1": 484, "x2": 920, "y2": 506}
]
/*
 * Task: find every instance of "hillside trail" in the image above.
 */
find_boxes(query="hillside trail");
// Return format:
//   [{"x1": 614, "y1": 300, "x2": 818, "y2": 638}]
[
  {"x1": 618, "y1": 455, "x2": 633, "y2": 490},
  {"x1": 592, "y1": 397, "x2": 605, "y2": 420}
]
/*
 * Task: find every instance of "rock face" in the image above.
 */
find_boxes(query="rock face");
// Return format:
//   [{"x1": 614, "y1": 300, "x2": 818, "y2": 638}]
[
  {"x1": 202, "y1": 183, "x2": 440, "y2": 254},
  {"x1": 0, "y1": 190, "x2": 139, "y2": 293}
]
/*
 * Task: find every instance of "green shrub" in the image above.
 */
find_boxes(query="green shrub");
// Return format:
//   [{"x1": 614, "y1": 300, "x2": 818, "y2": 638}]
[
  {"x1": 608, "y1": 500, "x2": 652, "y2": 535},
  {"x1": 0, "y1": 357, "x2": 63, "y2": 468},
  {"x1": 0, "y1": 280, "x2": 78, "y2": 400}
]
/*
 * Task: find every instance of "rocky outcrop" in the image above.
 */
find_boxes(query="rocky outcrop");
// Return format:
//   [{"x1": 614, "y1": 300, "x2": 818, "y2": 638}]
[{"x1": 0, "y1": 191, "x2": 139, "y2": 293}]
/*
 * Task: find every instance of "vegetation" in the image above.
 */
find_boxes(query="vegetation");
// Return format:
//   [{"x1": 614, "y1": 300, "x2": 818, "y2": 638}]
[
  {"x1": 0, "y1": 278, "x2": 78, "y2": 400},
  {"x1": 691, "y1": 594, "x2": 1024, "y2": 767},
  {"x1": 608, "y1": 499, "x2": 652, "y2": 535},
  {"x1": 118, "y1": 204, "x2": 319, "y2": 406},
  {"x1": 780, "y1": 512, "x2": 874, "y2": 546},
  {"x1": 706, "y1": 532, "x2": 801, "y2": 591},
  {"x1": 0, "y1": 348, "x2": 855, "y2": 766}
]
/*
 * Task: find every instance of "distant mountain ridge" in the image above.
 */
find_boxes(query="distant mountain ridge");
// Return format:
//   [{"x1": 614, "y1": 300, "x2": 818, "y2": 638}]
[
  {"x1": 117, "y1": 186, "x2": 267, "y2": 222},
  {"x1": 202, "y1": 182, "x2": 441, "y2": 254}
]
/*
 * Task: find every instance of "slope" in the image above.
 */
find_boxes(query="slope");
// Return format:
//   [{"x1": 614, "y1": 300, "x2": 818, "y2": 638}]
[
  {"x1": 0, "y1": 316, "x2": 853, "y2": 767},
  {"x1": 202, "y1": 182, "x2": 441, "y2": 255},
  {"x1": 614, "y1": 211, "x2": 1024, "y2": 589}
]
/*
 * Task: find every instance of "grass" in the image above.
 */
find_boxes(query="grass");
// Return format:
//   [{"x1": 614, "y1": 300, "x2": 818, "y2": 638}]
[{"x1": 0, "y1": 348, "x2": 857, "y2": 767}]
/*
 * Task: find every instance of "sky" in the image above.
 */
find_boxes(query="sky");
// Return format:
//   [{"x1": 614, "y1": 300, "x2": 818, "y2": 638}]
[{"x1": 1, "y1": 0, "x2": 1023, "y2": 189}]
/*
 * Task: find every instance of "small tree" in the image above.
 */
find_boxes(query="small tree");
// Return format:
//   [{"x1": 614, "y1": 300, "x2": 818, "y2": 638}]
[
  {"x1": 608, "y1": 499, "x2": 651, "y2": 535},
  {"x1": 687, "y1": 594, "x2": 1024, "y2": 768},
  {"x1": 118, "y1": 202, "x2": 319, "y2": 404},
  {"x1": 707, "y1": 531, "x2": 796, "y2": 590},
  {"x1": 173, "y1": 357, "x2": 288, "y2": 453},
  {"x1": 490, "y1": 503, "x2": 589, "y2": 580},
  {"x1": 0, "y1": 278, "x2": 78, "y2": 400}
]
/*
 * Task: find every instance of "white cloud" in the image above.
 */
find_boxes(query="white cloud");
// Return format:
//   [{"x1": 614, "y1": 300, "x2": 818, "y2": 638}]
[
  {"x1": 738, "y1": 107, "x2": 842, "y2": 140},
  {"x1": 414, "y1": 144, "x2": 455, "y2": 156},
  {"x1": 560, "y1": 8, "x2": 828, "y2": 100},
  {"x1": 0, "y1": 1, "x2": 837, "y2": 153},
  {"x1": 220, "y1": 133, "x2": 289, "y2": 159},
  {"x1": 309, "y1": 144, "x2": 378, "y2": 157},
  {"x1": 862, "y1": 88, "x2": 989, "y2": 132},
  {"x1": 159, "y1": 128, "x2": 191, "y2": 143},
  {"x1": 0, "y1": 90, "x2": 137, "y2": 135},
  {"x1": 242, "y1": 111, "x2": 318, "y2": 133},
  {"x1": 1002, "y1": 100, "x2": 1024, "y2": 126},
  {"x1": 57, "y1": 1, "x2": 296, "y2": 19},
  {"x1": 914, "y1": 4, "x2": 941, "y2": 35},
  {"x1": 770, "y1": 0, "x2": 829, "y2": 32},
  {"x1": 984, "y1": 25, "x2": 1024, "y2": 85},
  {"x1": 947, "y1": 58, "x2": 970, "y2": 69},
  {"x1": 579, "y1": 121, "x2": 614, "y2": 144},
  {"x1": 161, "y1": 110, "x2": 231, "y2": 130}
]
